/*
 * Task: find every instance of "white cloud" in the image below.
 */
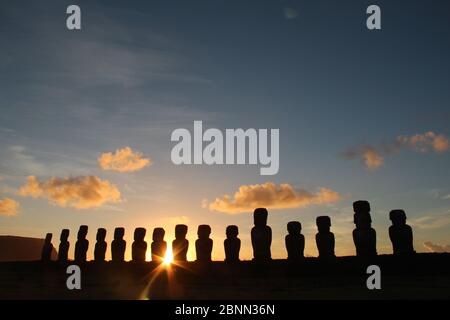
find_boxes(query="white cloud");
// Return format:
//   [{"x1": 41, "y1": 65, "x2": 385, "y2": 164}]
[
  {"x1": 410, "y1": 213, "x2": 450, "y2": 230},
  {"x1": 2, "y1": 145, "x2": 46, "y2": 176}
]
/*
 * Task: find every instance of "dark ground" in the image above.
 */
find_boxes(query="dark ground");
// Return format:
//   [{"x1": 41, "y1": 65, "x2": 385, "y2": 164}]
[{"x1": 0, "y1": 253, "x2": 449, "y2": 300}]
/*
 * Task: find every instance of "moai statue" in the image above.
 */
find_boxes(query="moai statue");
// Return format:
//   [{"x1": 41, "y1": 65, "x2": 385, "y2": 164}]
[
  {"x1": 224, "y1": 225, "x2": 240, "y2": 262},
  {"x1": 389, "y1": 209, "x2": 415, "y2": 255},
  {"x1": 111, "y1": 227, "x2": 126, "y2": 262},
  {"x1": 151, "y1": 227, "x2": 167, "y2": 263},
  {"x1": 41, "y1": 233, "x2": 53, "y2": 261},
  {"x1": 352, "y1": 200, "x2": 377, "y2": 257},
  {"x1": 74, "y1": 225, "x2": 89, "y2": 262},
  {"x1": 172, "y1": 224, "x2": 189, "y2": 262},
  {"x1": 196, "y1": 225, "x2": 213, "y2": 262},
  {"x1": 94, "y1": 228, "x2": 107, "y2": 262},
  {"x1": 315, "y1": 216, "x2": 335, "y2": 259},
  {"x1": 132, "y1": 227, "x2": 147, "y2": 262},
  {"x1": 58, "y1": 229, "x2": 70, "y2": 262},
  {"x1": 285, "y1": 221, "x2": 305, "y2": 261},
  {"x1": 251, "y1": 208, "x2": 272, "y2": 261}
]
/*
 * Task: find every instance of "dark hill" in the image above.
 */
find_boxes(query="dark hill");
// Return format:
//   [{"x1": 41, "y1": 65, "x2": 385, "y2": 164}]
[{"x1": 0, "y1": 235, "x2": 57, "y2": 262}]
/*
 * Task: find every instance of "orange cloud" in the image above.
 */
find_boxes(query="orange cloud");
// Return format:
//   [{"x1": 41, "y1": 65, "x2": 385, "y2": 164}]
[
  {"x1": 423, "y1": 241, "x2": 450, "y2": 253},
  {"x1": 397, "y1": 131, "x2": 449, "y2": 153},
  {"x1": 0, "y1": 198, "x2": 20, "y2": 216},
  {"x1": 344, "y1": 131, "x2": 449, "y2": 170},
  {"x1": 362, "y1": 148, "x2": 384, "y2": 170},
  {"x1": 207, "y1": 182, "x2": 341, "y2": 214},
  {"x1": 98, "y1": 147, "x2": 151, "y2": 173},
  {"x1": 19, "y1": 176, "x2": 121, "y2": 209},
  {"x1": 343, "y1": 146, "x2": 386, "y2": 170}
]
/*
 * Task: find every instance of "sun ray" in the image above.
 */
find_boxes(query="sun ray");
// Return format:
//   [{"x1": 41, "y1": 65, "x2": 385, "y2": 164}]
[{"x1": 163, "y1": 245, "x2": 173, "y2": 265}]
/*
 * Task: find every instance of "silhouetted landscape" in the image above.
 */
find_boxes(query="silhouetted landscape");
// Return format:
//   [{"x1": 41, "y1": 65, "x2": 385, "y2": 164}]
[
  {"x1": 1, "y1": 203, "x2": 450, "y2": 299},
  {"x1": 2, "y1": 1, "x2": 450, "y2": 304},
  {"x1": 1, "y1": 254, "x2": 449, "y2": 299}
]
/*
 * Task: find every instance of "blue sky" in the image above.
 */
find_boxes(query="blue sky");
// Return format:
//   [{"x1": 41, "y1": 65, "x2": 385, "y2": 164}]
[{"x1": 0, "y1": 0, "x2": 449, "y2": 260}]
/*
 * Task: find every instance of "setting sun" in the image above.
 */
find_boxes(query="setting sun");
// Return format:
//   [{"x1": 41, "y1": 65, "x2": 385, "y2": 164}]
[{"x1": 163, "y1": 246, "x2": 173, "y2": 265}]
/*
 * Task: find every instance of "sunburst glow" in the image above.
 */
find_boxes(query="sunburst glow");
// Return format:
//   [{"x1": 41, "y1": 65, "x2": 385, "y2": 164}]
[{"x1": 163, "y1": 246, "x2": 173, "y2": 265}]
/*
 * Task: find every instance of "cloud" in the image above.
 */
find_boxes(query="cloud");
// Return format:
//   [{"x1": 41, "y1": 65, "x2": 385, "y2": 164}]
[
  {"x1": 1, "y1": 145, "x2": 46, "y2": 176},
  {"x1": 410, "y1": 213, "x2": 450, "y2": 230},
  {"x1": 344, "y1": 131, "x2": 449, "y2": 170},
  {"x1": 206, "y1": 182, "x2": 341, "y2": 214},
  {"x1": 344, "y1": 147, "x2": 384, "y2": 170},
  {"x1": 168, "y1": 215, "x2": 190, "y2": 225},
  {"x1": 19, "y1": 175, "x2": 121, "y2": 209},
  {"x1": 361, "y1": 148, "x2": 384, "y2": 169},
  {"x1": 284, "y1": 7, "x2": 299, "y2": 19},
  {"x1": 423, "y1": 241, "x2": 450, "y2": 253},
  {"x1": 98, "y1": 147, "x2": 152, "y2": 173},
  {"x1": 397, "y1": 131, "x2": 449, "y2": 153},
  {"x1": 0, "y1": 198, "x2": 20, "y2": 216},
  {"x1": 201, "y1": 198, "x2": 209, "y2": 209},
  {"x1": 427, "y1": 189, "x2": 450, "y2": 200}
]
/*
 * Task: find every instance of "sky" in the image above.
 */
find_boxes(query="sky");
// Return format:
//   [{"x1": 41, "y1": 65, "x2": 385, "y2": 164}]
[{"x1": 0, "y1": 0, "x2": 449, "y2": 261}]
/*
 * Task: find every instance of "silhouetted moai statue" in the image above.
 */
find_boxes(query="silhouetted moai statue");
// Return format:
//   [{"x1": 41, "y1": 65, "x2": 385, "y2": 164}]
[
  {"x1": 224, "y1": 225, "x2": 240, "y2": 262},
  {"x1": 389, "y1": 209, "x2": 415, "y2": 255},
  {"x1": 285, "y1": 221, "x2": 305, "y2": 261},
  {"x1": 172, "y1": 224, "x2": 189, "y2": 262},
  {"x1": 58, "y1": 229, "x2": 70, "y2": 262},
  {"x1": 41, "y1": 233, "x2": 53, "y2": 261},
  {"x1": 315, "y1": 216, "x2": 335, "y2": 259},
  {"x1": 251, "y1": 208, "x2": 272, "y2": 261},
  {"x1": 111, "y1": 227, "x2": 126, "y2": 262},
  {"x1": 196, "y1": 225, "x2": 213, "y2": 262},
  {"x1": 132, "y1": 227, "x2": 147, "y2": 262},
  {"x1": 74, "y1": 225, "x2": 89, "y2": 262},
  {"x1": 151, "y1": 227, "x2": 167, "y2": 263},
  {"x1": 94, "y1": 228, "x2": 107, "y2": 262},
  {"x1": 352, "y1": 200, "x2": 377, "y2": 257}
]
